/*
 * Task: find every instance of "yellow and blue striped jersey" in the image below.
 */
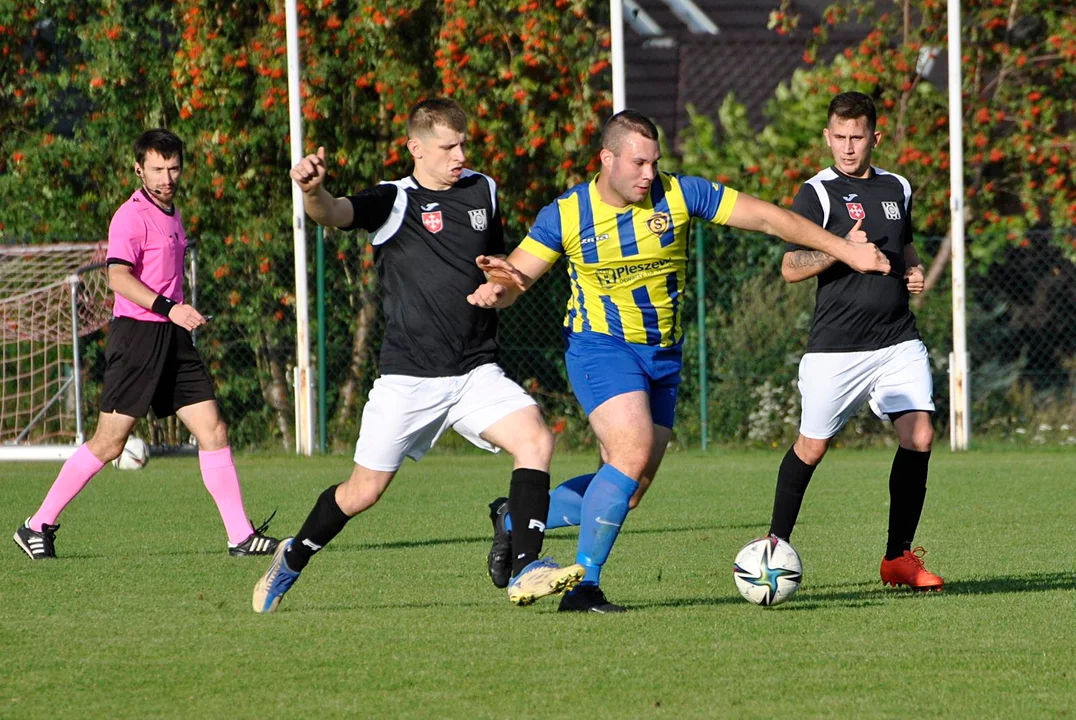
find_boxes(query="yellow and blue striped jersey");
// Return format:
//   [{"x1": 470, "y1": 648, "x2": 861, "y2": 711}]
[{"x1": 518, "y1": 172, "x2": 738, "y2": 346}]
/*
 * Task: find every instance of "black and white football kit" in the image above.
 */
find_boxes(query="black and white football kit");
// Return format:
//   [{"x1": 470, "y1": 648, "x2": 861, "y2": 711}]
[
  {"x1": 788, "y1": 166, "x2": 934, "y2": 439},
  {"x1": 340, "y1": 170, "x2": 535, "y2": 471}
]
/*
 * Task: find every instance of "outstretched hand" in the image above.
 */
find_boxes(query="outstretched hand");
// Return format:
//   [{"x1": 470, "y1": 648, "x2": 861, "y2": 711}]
[
  {"x1": 290, "y1": 146, "x2": 328, "y2": 194},
  {"x1": 475, "y1": 255, "x2": 527, "y2": 292},
  {"x1": 467, "y1": 281, "x2": 510, "y2": 308}
]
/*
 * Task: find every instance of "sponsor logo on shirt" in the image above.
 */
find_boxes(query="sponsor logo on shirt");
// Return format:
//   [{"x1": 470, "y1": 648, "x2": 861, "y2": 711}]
[
  {"x1": 422, "y1": 210, "x2": 443, "y2": 233},
  {"x1": 580, "y1": 233, "x2": 610, "y2": 246},
  {"x1": 845, "y1": 202, "x2": 865, "y2": 220},
  {"x1": 468, "y1": 208, "x2": 488, "y2": 231},
  {"x1": 646, "y1": 212, "x2": 671, "y2": 235},
  {"x1": 421, "y1": 203, "x2": 440, "y2": 211},
  {"x1": 882, "y1": 201, "x2": 902, "y2": 220},
  {"x1": 843, "y1": 193, "x2": 858, "y2": 201},
  {"x1": 594, "y1": 258, "x2": 673, "y2": 289}
]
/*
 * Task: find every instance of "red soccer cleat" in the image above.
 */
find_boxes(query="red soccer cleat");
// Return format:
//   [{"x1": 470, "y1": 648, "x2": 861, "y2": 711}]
[{"x1": 880, "y1": 546, "x2": 944, "y2": 591}]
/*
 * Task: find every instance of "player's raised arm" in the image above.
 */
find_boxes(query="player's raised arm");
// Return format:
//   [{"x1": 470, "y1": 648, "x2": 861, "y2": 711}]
[
  {"x1": 289, "y1": 146, "x2": 355, "y2": 229},
  {"x1": 467, "y1": 248, "x2": 553, "y2": 309},
  {"x1": 728, "y1": 193, "x2": 890, "y2": 276}
]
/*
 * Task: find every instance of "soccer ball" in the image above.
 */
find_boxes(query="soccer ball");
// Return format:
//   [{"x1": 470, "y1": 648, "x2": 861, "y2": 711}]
[
  {"x1": 112, "y1": 436, "x2": 150, "y2": 470},
  {"x1": 733, "y1": 535, "x2": 803, "y2": 607}
]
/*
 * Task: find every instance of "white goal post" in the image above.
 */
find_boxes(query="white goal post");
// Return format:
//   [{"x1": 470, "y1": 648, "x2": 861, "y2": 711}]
[{"x1": 0, "y1": 243, "x2": 112, "y2": 461}]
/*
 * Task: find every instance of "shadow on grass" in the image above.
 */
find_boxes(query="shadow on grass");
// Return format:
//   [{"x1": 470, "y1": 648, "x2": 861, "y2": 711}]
[
  {"x1": 326, "y1": 521, "x2": 763, "y2": 553},
  {"x1": 637, "y1": 572, "x2": 1074, "y2": 613},
  {"x1": 781, "y1": 571, "x2": 1075, "y2": 611}
]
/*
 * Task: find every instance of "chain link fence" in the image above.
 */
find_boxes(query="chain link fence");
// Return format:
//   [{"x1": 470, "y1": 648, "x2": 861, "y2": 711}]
[
  {"x1": 188, "y1": 225, "x2": 1075, "y2": 452},
  {"x1": 4, "y1": 227, "x2": 1073, "y2": 452}
]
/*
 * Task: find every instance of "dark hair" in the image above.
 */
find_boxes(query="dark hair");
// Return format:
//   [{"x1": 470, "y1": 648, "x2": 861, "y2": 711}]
[
  {"x1": 134, "y1": 128, "x2": 184, "y2": 167},
  {"x1": 407, "y1": 98, "x2": 467, "y2": 137},
  {"x1": 827, "y1": 91, "x2": 877, "y2": 132},
  {"x1": 600, "y1": 109, "x2": 659, "y2": 153}
]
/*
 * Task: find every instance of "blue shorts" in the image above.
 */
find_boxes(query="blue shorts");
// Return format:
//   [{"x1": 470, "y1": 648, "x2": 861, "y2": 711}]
[{"x1": 564, "y1": 331, "x2": 682, "y2": 428}]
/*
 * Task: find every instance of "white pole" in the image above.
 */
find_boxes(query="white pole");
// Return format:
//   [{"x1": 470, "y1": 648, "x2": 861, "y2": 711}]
[
  {"x1": 67, "y1": 274, "x2": 85, "y2": 445},
  {"x1": 610, "y1": 0, "x2": 626, "y2": 112},
  {"x1": 947, "y1": 0, "x2": 969, "y2": 451},
  {"x1": 285, "y1": 0, "x2": 314, "y2": 456}
]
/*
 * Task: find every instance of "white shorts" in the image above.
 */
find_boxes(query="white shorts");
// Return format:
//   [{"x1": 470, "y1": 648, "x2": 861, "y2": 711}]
[
  {"x1": 798, "y1": 339, "x2": 935, "y2": 440},
  {"x1": 353, "y1": 363, "x2": 537, "y2": 472}
]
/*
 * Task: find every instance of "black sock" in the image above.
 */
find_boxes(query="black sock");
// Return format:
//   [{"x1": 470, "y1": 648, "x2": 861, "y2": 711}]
[
  {"x1": 507, "y1": 468, "x2": 551, "y2": 577},
  {"x1": 768, "y1": 445, "x2": 818, "y2": 540},
  {"x1": 886, "y1": 447, "x2": 931, "y2": 560},
  {"x1": 284, "y1": 485, "x2": 351, "y2": 572}
]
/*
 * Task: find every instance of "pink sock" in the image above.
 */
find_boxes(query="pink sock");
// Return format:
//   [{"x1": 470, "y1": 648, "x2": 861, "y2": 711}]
[
  {"x1": 199, "y1": 447, "x2": 254, "y2": 545},
  {"x1": 29, "y1": 444, "x2": 105, "y2": 530}
]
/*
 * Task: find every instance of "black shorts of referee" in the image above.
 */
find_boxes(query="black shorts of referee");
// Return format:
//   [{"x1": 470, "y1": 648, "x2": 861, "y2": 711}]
[{"x1": 99, "y1": 317, "x2": 216, "y2": 419}]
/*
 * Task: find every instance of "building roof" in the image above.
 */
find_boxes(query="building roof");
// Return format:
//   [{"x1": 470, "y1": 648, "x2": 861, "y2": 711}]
[{"x1": 624, "y1": 0, "x2": 869, "y2": 144}]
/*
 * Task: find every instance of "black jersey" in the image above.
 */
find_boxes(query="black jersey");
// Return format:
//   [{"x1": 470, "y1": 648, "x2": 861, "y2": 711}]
[
  {"x1": 342, "y1": 170, "x2": 505, "y2": 377},
  {"x1": 788, "y1": 166, "x2": 921, "y2": 353}
]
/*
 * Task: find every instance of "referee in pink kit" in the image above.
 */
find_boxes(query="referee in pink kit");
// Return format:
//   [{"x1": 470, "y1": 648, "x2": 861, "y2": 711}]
[{"x1": 13, "y1": 129, "x2": 279, "y2": 560}]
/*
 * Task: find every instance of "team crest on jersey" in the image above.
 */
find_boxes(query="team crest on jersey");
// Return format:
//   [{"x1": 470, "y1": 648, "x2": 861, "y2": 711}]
[
  {"x1": 422, "y1": 210, "x2": 443, "y2": 233},
  {"x1": 646, "y1": 212, "x2": 671, "y2": 235},
  {"x1": 468, "y1": 208, "x2": 488, "y2": 231},
  {"x1": 845, "y1": 202, "x2": 865, "y2": 220},
  {"x1": 882, "y1": 201, "x2": 902, "y2": 220}
]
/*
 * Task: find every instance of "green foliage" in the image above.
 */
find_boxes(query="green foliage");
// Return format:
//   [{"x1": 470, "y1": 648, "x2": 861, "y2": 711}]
[
  {"x1": 0, "y1": 1, "x2": 610, "y2": 447},
  {"x1": 677, "y1": 0, "x2": 1076, "y2": 266}
]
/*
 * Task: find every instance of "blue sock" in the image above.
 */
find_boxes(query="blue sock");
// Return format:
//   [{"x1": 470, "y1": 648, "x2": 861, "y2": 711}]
[
  {"x1": 505, "y1": 473, "x2": 595, "y2": 532},
  {"x1": 574, "y1": 464, "x2": 638, "y2": 587}
]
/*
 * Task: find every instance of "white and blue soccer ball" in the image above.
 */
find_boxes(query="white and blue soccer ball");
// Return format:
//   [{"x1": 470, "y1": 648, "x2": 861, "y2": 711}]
[
  {"x1": 733, "y1": 535, "x2": 803, "y2": 607},
  {"x1": 112, "y1": 436, "x2": 150, "y2": 470}
]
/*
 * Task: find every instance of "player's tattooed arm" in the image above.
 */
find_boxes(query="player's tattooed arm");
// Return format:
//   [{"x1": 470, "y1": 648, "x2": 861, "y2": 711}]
[
  {"x1": 781, "y1": 249, "x2": 839, "y2": 283},
  {"x1": 782, "y1": 218, "x2": 866, "y2": 282}
]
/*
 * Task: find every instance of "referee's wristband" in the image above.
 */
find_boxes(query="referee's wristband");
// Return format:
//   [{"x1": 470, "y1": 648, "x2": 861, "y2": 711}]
[{"x1": 151, "y1": 295, "x2": 177, "y2": 318}]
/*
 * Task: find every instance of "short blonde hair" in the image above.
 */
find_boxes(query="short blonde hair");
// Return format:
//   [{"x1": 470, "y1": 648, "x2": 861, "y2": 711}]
[{"x1": 406, "y1": 98, "x2": 467, "y2": 138}]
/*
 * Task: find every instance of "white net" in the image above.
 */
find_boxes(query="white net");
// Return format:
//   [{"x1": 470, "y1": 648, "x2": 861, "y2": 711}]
[{"x1": 0, "y1": 244, "x2": 112, "y2": 446}]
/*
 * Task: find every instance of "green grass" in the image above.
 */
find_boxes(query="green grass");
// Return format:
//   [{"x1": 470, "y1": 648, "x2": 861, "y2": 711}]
[{"x1": 2, "y1": 449, "x2": 1073, "y2": 719}]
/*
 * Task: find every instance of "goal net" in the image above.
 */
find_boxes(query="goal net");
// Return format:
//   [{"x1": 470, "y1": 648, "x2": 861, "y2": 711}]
[{"x1": 0, "y1": 243, "x2": 112, "y2": 460}]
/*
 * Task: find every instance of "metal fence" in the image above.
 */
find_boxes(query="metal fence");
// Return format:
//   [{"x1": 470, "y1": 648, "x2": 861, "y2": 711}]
[
  {"x1": 186, "y1": 225, "x2": 1075, "y2": 452},
  {"x1": 5, "y1": 227, "x2": 1072, "y2": 452}
]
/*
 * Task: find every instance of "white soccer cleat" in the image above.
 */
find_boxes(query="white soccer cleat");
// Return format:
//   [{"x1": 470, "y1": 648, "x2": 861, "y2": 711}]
[{"x1": 507, "y1": 557, "x2": 585, "y2": 606}]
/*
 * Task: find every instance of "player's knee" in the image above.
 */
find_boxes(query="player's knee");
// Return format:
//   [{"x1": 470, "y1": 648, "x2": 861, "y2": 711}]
[
  {"x1": 336, "y1": 480, "x2": 375, "y2": 515},
  {"x1": 904, "y1": 425, "x2": 934, "y2": 453},
  {"x1": 794, "y1": 436, "x2": 828, "y2": 466},
  {"x1": 531, "y1": 424, "x2": 555, "y2": 465},
  {"x1": 604, "y1": 447, "x2": 650, "y2": 479},
  {"x1": 210, "y1": 419, "x2": 229, "y2": 447},
  {"x1": 89, "y1": 434, "x2": 126, "y2": 463},
  {"x1": 504, "y1": 419, "x2": 554, "y2": 467},
  {"x1": 337, "y1": 467, "x2": 393, "y2": 515}
]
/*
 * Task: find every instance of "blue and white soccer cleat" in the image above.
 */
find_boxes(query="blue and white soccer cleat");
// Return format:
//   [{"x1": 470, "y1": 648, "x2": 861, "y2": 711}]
[
  {"x1": 252, "y1": 538, "x2": 300, "y2": 613},
  {"x1": 507, "y1": 557, "x2": 585, "y2": 606}
]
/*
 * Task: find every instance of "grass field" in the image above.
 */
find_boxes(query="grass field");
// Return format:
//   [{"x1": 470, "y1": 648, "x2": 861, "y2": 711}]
[{"x1": 2, "y1": 448, "x2": 1073, "y2": 719}]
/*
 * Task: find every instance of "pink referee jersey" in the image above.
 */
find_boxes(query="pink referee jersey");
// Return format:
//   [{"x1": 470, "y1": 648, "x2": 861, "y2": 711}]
[{"x1": 106, "y1": 189, "x2": 187, "y2": 322}]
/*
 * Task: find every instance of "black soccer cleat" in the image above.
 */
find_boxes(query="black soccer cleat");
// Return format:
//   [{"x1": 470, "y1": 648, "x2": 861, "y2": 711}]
[
  {"x1": 557, "y1": 584, "x2": 626, "y2": 614},
  {"x1": 13, "y1": 518, "x2": 59, "y2": 560},
  {"x1": 229, "y1": 511, "x2": 280, "y2": 557},
  {"x1": 487, "y1": 497, "x2": 512, "y2": 589}
]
